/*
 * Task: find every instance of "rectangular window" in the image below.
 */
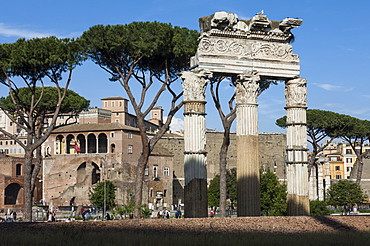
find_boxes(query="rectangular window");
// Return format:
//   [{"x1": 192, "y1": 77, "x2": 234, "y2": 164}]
[
  {"x1": 331, "y1": 156, "x2": 338, "y2": 161},
  {"x1": 336, "y1": 175, "x2": 342, "y2": 179},
  {"x1": 164, "y1": 167, "x2": 169, "y2": 176},
  {"x1": 128, "y1": 132, "x2": 132, "y2": 139},
  {"x1": 346, "y1": 149, "x2": 352, "y2": 154},
  {"x1": 346, "y1": 158, "x2": 352, "y2": 163},
  {"x1": 144, "y1": 166, "x2": 149, "y2": 176},
  {"x1": 335, "y1": 166, "x2": 340, "y2": 171},
  {"x1": 128, "y1": 145, "x2": 133, "y2": 154},
  {"x1": 153, "y1": 165, "x2": 158, "y2": 178},
  {"x1": 60, "y1": 116, "x2": 64, "y2": 119},
  {"x1": 116, "y1": 112, "x2": 119, "y2": 116},
  {"x1": 347, "y1": 166, "x2": 352, "y2": 172},
  {"x1": 164, "y1": 189, "x2": 167, "y2": 197}
]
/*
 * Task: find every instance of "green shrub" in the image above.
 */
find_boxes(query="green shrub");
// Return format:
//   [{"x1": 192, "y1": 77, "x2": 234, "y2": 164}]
[{"x1": 310, "y1": 200, "x2": 330, "y2": 216}]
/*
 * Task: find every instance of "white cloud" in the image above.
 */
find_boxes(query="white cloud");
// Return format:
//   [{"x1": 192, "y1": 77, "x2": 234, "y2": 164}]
[
  {"x1": 313, "y1": 83, "x2": 354, "y2": 92},
  {"x1": 0, "y1": 23, "x2": 53, "y2": 39},
  {"x1": 163, "y1": 116, "x2": 184, "y2": 132}
]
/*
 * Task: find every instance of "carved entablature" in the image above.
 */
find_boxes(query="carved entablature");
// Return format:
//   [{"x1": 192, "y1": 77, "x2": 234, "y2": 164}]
[
  {"x1": 285, "y1": 78, "x2": 307, "y2": 107},
  {"x1": 193, "y1": 11, "x2": 302, "y2": 79},
  {"x1": 235, "y1": 71, "x2": 260, "y2": 105},
  {"x1": 180, "y1": 70, "x2": 212, "y2": 101},
  {"x1": 198, "y1": 38, "x2": 299, "y2": 61}
]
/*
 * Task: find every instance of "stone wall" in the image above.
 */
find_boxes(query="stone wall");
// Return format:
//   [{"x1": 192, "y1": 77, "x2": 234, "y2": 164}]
[{"x1": 159, "y1": 131, "x2": 287, "y2": 206}]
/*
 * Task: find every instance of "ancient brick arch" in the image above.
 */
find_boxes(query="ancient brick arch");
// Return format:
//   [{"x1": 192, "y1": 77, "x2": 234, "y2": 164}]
[
  {"x1": 181, "y1": 11, "x2": 308, "y2": 217},
  {"x1": 76, "y1": 161, "x2": 101, "y2": 185},
  {"x1": 4, "y1": 183, "x2": 23, "y2": 205}
]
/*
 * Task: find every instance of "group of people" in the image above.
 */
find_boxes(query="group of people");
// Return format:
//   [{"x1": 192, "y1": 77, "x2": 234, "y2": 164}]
[
  {"x1": 1, "y1": 211, "x2": 17, "y2": 222},
  {"x1": 81, "y1": 208, "x2": 91, "y2": 221},
  {"x1": 156, "y1": 209, "x2": 182, "y2": 219}
]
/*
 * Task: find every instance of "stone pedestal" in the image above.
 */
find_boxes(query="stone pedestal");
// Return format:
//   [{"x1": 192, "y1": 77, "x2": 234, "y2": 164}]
[
  {"x1": 180, "y1": 70, "x2": 211, "y2": 218},
  {"x1": 285, "y1": 78, "x2": 309, "y2": 215},
  {"x1": 235, "y1": 72, "x2": 261, "y2": 216}
]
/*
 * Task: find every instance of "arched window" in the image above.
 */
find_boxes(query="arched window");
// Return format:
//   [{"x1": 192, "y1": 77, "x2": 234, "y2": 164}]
[
  {"x1": 98, "y1": 133, "x2": 108, "y2": 153},
  {"x1": 55, "y1": 135, "x2": 65, "y2": 154},
  {"x1": 87, "y1": 134, "x2": 97, "y2": 153},
  {"x1": 66, "y1": 134, "x2": 74, "y2": 154},
  {"x1": 111, "y1": 144, "x2": 116, "y2": 153},
  {"x1": 16, "y1": 164, "x2": 22, "y2": 176},
  {"x1": 77, "y1": 134, "x2": 86, "y2": 153}
]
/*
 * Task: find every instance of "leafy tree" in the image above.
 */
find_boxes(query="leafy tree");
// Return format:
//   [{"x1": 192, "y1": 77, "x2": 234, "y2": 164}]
[
  {"x1": 89, "y1": 180, "x2": 116, "y2": 210},
  {"x1": 138, "y1": 204, "x2": 152, "y2": 218},
  {"x1": 208, "y1": 174, "x2": 220, "y2": 207},
  {"x1": 208, "y1": 168, "x2": 237, "y2": 208},
  {"x1": 260, "y1": 169, "x2": 287, "y2": 216},
  {"x1": 0, "y1": 37, "x2": 86, "y2": 222},
  {"x1": 276, "y1": 109, "x2": 355, "y2": 179},
  {"x1": 327, "y1": 180, "x2": 366, "y2": 215},
  {"x1": 310, "y1": 200, "x2": 330, "y2": 216},
  {"x1": 340, "y1": 119, "x2": 370, "y2": 184},
  {"x1": 82, "y1": 22, "x2": 198, "y2": 216}
]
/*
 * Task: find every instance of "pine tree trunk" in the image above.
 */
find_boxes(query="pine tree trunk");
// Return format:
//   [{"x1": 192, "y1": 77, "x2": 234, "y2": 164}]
[
  {"x1": 23, "y1": 150, "x2": 34, "y2": 222},
  {"x1": 219, "y1": 128, "x2": 230, "y2": 218},
  {"x1": 356, "y1": 159, "x2": 364, "y2": 185}
]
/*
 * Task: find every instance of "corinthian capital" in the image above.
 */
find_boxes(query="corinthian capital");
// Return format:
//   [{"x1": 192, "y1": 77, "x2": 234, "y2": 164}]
[
  {"x1": 285, "y1": 78, "x2": 307, "y2": 107},
  {"x1": 180, "y1": 70, "x2": 212, "y2": 101},
  {"x1": 235, "y1": 71, "x2": 260, "y2": 105}
]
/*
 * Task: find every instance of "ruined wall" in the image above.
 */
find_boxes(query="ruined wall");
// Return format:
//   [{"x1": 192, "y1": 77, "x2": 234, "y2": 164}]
[{"x1": 159, "y1": 131, "x2": 286, "y2": 206}]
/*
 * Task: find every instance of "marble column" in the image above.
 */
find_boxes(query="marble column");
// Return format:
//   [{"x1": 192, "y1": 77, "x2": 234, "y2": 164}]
[
  {"x1": 235, "y1": 71, "x2": 261, "y2": 216},
  {"x1": 317, "y1": 162, "x2": 324, "y2": 201},
  {"x1": 285, "y1": 78, "x2": 309, "y2": 215},
  {"x1": 180, "y1": 70, "x2": 211, "y2": 218}
]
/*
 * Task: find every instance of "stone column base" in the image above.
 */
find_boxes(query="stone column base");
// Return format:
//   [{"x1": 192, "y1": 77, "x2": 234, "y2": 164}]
[
  {"x1": 184, "y1": 178, "x2": 208, "y2": 218},
  {"x1": 237, "y1": 135, "x2": 260, "y2": 217},
  {"x1": 287, "y1": 194, "x2": 310, "y2": 216}
]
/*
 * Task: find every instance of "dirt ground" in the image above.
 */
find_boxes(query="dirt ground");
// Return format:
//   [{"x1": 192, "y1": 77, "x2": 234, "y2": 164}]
[{"x1": 1, "y1": 216, "x2": 370, "y2": 234}]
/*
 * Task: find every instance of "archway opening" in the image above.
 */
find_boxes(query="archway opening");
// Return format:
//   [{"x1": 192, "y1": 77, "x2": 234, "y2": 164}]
[
  {"x1": 4, "y1": 183, "x2": 22, "y2": 205},
  {"x1": 98, "y1": 133, "x2": 108, "y2": 153}
]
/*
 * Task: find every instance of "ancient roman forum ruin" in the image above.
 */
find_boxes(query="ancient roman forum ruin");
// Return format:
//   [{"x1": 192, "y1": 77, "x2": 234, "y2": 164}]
[{"x1": 180, "y1": 11, "x2": 308, "y2": 217}]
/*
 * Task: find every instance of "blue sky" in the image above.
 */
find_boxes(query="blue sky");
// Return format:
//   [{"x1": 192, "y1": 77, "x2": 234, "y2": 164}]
[{"x1": 1, "y1": 0, "x2": 369, "y2": 133}]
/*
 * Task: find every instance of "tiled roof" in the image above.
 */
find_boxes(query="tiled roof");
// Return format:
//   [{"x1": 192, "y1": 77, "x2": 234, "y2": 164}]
[
  {"x1": 52, "y1": 123, "x2": 139, "y2": 133},
  {"x1": 100, "y1": 97, "x2": 127, "y2": 100}
]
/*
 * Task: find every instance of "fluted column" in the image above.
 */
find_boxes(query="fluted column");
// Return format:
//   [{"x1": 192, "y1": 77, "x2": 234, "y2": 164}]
[
  {"x1": 235, "y1": 71, "x2": 261, "y2": 216},
  {"x1": 285, "y1": 78, "x2": 309, "y2": 215},
  {"x1": 180, "y1": 70, "x2": 212, "y2": 218}
]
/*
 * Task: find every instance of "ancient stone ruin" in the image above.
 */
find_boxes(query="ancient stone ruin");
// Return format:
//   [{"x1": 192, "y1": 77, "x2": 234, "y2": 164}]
[{"x1": 180, "y1": 11, "x2": 308, "y2": 217}]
